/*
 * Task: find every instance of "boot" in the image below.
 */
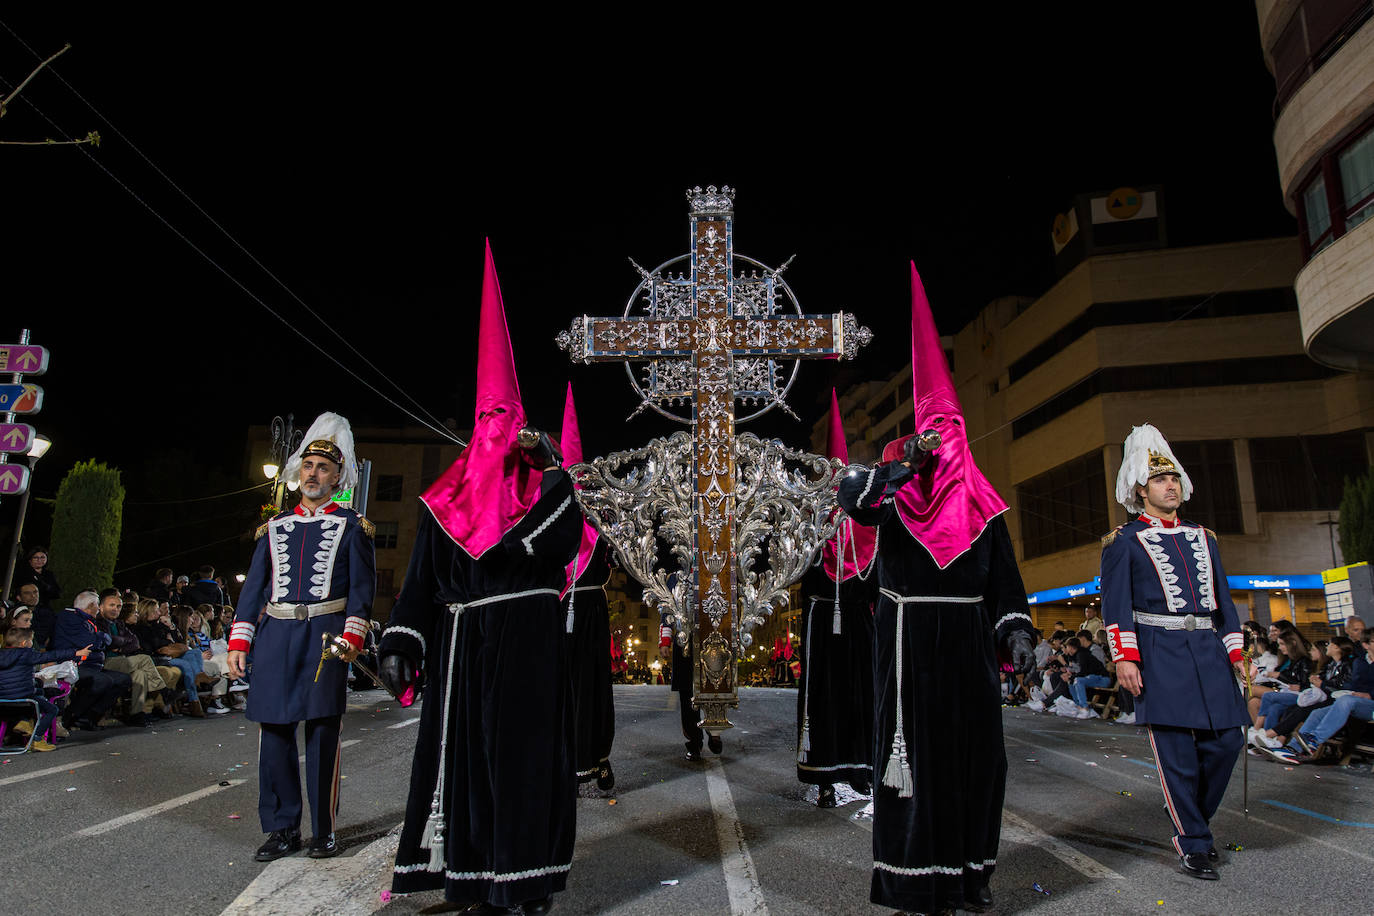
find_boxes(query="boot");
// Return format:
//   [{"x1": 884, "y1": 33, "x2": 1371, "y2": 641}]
[{"x1": 187, "y1": 699, "x2": 206, "y2": 718}]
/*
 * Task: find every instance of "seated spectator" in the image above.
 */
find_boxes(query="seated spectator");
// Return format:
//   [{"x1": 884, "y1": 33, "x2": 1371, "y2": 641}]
[
  {"x1": 143, "y1": 568, "x2": 174, "y2": 603},
  {"x1": 1291, "y1": 630, "x2": 1374, "y2": 763},
  {"x1": 182, "y1": 605, "x2": 231, "y2": 714},
  {"x1": 0, "y1": 627, "x2": 91, "y2": 751},
  {"x1": 171, "y1": 576, "x2": 191, "y2": 606},
  {"x1": 1253, "y1": 636, "x2": 1357, "y2": 759},
  {"x1": 94, "y1": 588, "x2": 170, "y2": 727},
  {"x1": 11, "y1": 583, "x2": 50, "y2": 651},
  {"x1": 1061, "y1": 636, "x2": 1111, "y2": 717},
  {"x1": 1248, "y1": 630, "x2": 1313, "y2": 724},
  {"x1": 119, "y1": 603, "x2": 178, "y2": 719},
  {"x1": 1346, "y1": 616, "x2": 1366, "y2": 642},
  {"x1": 134, "y1": 598, "x2": 205, "y2": 718},
  {"x1": 1090, "y1": 629, "x2": 1110, "y2": 666},
  {"x1": 53, "y1": 590, "x2": 133, "y2": 732}
]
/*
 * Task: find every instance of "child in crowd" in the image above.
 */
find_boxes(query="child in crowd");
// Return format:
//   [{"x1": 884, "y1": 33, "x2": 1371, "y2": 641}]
[{"x1": 0, "y1": 628, "x2": 90, "y2": 751}]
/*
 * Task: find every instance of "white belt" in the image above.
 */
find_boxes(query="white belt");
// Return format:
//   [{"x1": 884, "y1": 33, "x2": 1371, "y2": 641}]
[
  {"x1": 265, "y1": 598, "x2": 346, "y2": 620},
  {"x1": 1134, "y1": 611, "x2": 1213, "y2": 631},
  {"x1": 571, "y1": 585, "x2": 604, "y2": 593},
  {"x1": 447, "y1": 588, "x2": 560, "y2": 615},
  {"x1": 879, "y1": 588, "x2": 983, "y2": 605}
]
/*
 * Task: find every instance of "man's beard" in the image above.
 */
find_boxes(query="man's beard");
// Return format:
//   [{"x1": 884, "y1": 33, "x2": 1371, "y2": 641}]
[{"x1": 301, "y1": 481, "x2": 332, "y2": 500}]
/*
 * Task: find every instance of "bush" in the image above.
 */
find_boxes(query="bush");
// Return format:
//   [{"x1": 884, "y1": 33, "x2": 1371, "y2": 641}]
[
  {"x1": 48, "y1": 460, "x2": 124, "y2": 605},
  {"x1": 1339, "y1": 467, "x2": 1374, "y2": 568}
]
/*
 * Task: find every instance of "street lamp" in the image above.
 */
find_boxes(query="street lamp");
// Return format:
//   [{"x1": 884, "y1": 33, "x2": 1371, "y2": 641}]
[
  {"x1": 2, "y1": 433, "x2": 52, "y2": 600},
  {"x1": 262, "y1": 462, "x2": 279, "y2": 481},
  {"x1": 265, "y1": 415, "x2": 301, "y2": 512}
]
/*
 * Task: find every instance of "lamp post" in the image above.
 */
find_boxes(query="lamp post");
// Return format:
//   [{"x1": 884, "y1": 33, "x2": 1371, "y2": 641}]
[
  {"x1": 2, "y1": 434, "x2": 52, "y2": 601},
  {"x1": 265, "y1": 414, "x2": 301, "y2": 512}
]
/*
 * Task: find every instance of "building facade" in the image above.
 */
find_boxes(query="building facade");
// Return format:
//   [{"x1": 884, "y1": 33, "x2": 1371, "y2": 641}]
[{"x1": 1257, "y1": 0, "x2": 1374, "y2": 369}]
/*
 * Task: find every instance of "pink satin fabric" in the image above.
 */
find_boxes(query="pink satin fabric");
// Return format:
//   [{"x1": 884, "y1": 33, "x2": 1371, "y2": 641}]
[
  {"x1": 560, "y1": 382, "x2": 599, "y2": 593},
  {"x1": 821, "y1": 388, "x2": 877, "y2": 582}
]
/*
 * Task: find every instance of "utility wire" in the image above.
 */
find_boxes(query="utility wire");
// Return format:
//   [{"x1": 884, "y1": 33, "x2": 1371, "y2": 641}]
[
  {"x1": 125, "y1": 481, "x2": 272, "y2": 506},
  {"x1": 0, "y1": 38, "x2": 467, "y2": 449},
  {"x1": 113, "y1": 531, "x2": 247, "y2": 575}
]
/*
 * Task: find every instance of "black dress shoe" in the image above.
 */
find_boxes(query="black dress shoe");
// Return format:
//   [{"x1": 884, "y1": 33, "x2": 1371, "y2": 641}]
[
  {"x1": 1179, "y1": 852, "x2": 1219, "y2": 880},
  {"x1": 684, "y1": 748, "x2": 703, "y2": 762},
  {"x1": 596, "y1": 762, "x2": 615, "y2": 791},
  {"x1": 72, "y1": 717, "x2": 103, "y2": 732},
  {"x1": 307, "y1": 832, "x2": 340, "y2": 858},
  {"x1": 522, "y1": 897, "x2": 553, "y2": 914},
  {"x1": 255, "y1": 828, "x2": 302, "y2": 862},
  {"x1": 964, "y1": 884, "x2": 994, "y2": 912},
  {"x1": 817, "y1": 785, "x2": 837, "y2": 808},
  {"x1": 707, "y1": 733, "x2": 723, "y2": 754},
  {"x1": 1207, "y1": 846, "x2": 1219, "y2": 862}
]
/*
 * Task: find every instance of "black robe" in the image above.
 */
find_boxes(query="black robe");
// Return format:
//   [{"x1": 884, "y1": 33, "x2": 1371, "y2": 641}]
[
  {"x1": 839, "y1": 463, "x2": 1034, "y2": 914},
  {"x1": 381, "y1": 472, "x2": 581, "y2": 906},
  {"x1": 796, "y1": 563, "x2": 877, "y2": 789},
  {"x1": 563, "y1": 538, "x2": 614, "y2": 782}
]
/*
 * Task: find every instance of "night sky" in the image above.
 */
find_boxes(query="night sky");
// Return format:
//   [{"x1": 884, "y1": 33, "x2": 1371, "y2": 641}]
[{"x1": 0, "y1": 8, "x2": 1297, "y2": 581}]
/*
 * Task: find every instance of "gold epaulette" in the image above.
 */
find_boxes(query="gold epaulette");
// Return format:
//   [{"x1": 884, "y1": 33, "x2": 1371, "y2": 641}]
[
  {"x1": 1101, "y1": 525, "x2": 1125, "y2": 547},
  {"x1": 1204, "y1": 527, "x2": 1217, "y2": 542},
  {"x1": 358, "y1": 516, "x2": 375, "y2": 539},
  {"x1": 254, "y1": 522, "x2": 270, "y2": 541}
]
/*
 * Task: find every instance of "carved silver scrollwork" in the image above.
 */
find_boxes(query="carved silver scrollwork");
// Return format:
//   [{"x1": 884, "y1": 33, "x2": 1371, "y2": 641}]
[
  {"x1": 841, "y1": 312, "x2": 875, "y2": 361},
  {"x1": 554, "y1": 316, "x2": 588, "y2": 363},
  {"x1": 569, "y1": 430, "x2": 849, "y2": 652}
]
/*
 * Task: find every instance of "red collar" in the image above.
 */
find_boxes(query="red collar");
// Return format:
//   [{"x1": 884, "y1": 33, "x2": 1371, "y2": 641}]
[
  {"x1": 294, "y1": 501, "x2": 339, "y2": 518},
  {"x1": 1139, "y1": 513, "x2": 1180, "y2": 528}
]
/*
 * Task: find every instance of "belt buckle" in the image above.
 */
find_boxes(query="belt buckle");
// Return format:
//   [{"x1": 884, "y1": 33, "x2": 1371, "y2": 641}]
[
  {"x1": 1183, "y1": 613, "x2": 1197, "y2": 631},
  {"x1": 294, "y1": 604, "x2": 309, "y2": 621}
]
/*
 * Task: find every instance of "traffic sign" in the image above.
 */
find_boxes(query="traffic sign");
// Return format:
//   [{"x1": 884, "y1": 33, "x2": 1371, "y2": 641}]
[
  {"x1": 0, "y1": 345, "x2": 48, "y2": 375},
  {"x1": 0, "y1": 465, "x2": 29, "y2": 495},
  {"x1": 0, "y1": 424, "x2": 34, "y2": 453},
  {"x1": 0, "y1": 384, "x2": 42, "y2": 414}
]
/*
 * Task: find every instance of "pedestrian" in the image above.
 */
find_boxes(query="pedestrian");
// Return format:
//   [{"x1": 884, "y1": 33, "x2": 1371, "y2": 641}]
[
  {"x1": 13, "y1": 546, "x2": 60, "y2": 613},
  {"x1": 798, "y1": 389, "x2": 877, "y2": 807},
  {"x1": 559, "y1": 383, "x2": 616, "y2": 791},
  {"x1": 379, "y1": 243, "x2": 578, "y2": 915},
  {"x1": 1100, "y1": 423, "x2": 1248, "y2": 880},
  {"x1": 226, "y1": 412, "x2": 377, "y2": 863},
  {"x1": 838, "y1": 265, "x2": 1035, "y2": 915}
]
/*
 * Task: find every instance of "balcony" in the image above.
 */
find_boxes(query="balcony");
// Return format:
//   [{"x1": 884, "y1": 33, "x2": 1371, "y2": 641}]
[{"x1": 1294, "y1": 214, "x2": 1374, "y2": 369}]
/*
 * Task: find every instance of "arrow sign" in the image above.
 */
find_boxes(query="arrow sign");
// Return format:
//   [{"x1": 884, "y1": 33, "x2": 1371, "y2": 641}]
[
  {"x1": 0, "y1": 465, "x2": 30, "y2": 495},
  {"x1": 0, "y1": 424, "x2": 34, "y2": 454},
  {"x1": 0, "y1": 345, "x2": 48, "y2": 376},
  {"x1": 0, "y1": 384, "x2": 43, "y2": 415}
]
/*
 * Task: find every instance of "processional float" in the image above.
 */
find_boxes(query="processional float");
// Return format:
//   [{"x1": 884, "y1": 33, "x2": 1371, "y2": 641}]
[{"x1": 555, "y1": 186, "x2": 873, "y2": 735}]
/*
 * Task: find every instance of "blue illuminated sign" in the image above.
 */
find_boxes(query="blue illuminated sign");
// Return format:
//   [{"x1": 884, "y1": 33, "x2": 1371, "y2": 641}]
[{"x1": 1025, "y1": 573, "x2": 1322, "y2": 605}]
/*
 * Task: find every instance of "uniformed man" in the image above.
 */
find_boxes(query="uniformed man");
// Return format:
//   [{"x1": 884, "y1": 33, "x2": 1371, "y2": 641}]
[
  {"x1": 1100, "y1": 423, "x2": 1247, "y2": 880},
  {"x1": 227, "y1": 412, "x2": 377, "y2": 862}
]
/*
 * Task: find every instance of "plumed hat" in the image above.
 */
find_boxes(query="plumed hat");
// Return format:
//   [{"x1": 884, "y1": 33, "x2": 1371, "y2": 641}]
[
  {"x1": 284, "y1": 412, "x2": 358, "y2": 492},
  {"x1": 1115, "y1": 423, "x2": 1192, "y2": 514}
]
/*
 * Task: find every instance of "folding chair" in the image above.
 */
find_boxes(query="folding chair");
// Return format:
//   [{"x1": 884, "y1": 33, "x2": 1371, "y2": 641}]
[
  {"x1": 0, "y1": 698, "x2": 42, "y2": 755},
  {"x1": 1088, "y1": 679, "x2": 1120, "y2": 720}
]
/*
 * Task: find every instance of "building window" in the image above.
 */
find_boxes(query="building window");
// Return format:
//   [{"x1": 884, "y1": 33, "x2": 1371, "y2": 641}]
[
  {"x1": 1016, "y1": 450, "x2": 1109, "y2": 561},
  {"x1": 1338, "y1": 128, "x2": 1374, "y2": 230},
  {"x1": 1297, "y1": 115, "x2": 1374, "y2": 259},
  {"x1": 375, "y1": 521, "x2": 399, "y2": 550},
  {"x1": 1302, "y1": 174, "x2": 1333, "y2": 251},
  {"x1": 1250, "y1": 432, "x2": 1369, "y2": 512},
  {"x1": 376, "y1": 474, "x2": 404, "y2": 502},
  {"x1": 1169, "y1": 440, "x2": 1242, "y2": 534},
  {"x1": 1270, "y1": 0, "x2": 1373, "y2": 114}
]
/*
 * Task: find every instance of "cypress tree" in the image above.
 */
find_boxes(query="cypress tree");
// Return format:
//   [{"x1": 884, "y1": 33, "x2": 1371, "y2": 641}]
[
  {"x1": 1339, "y1": 468, "x2": 1374, "y2": 567},
  {"x1": 48, "y1": 460, "x2": 125, "y2": 605}
]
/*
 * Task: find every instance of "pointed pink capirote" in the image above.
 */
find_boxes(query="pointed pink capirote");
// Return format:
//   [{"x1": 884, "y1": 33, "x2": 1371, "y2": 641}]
[
  {"x1": 560, "y1": 382, "x2": 599, "y2": 591},
  {"x1": 823, "y1": 388, "x2": 876, "y2": 582},
  {"x1": 420, "y1": 241, "x2": 543, "y2": 559},
  {"x1": 881, "y1": 262, "x2": 1008, "y2": 569}
]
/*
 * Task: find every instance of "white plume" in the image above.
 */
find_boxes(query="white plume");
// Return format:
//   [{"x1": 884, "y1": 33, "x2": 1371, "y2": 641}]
[
  {"x1": 1115, "y1": 423, "x2": 1191, "y2": 514},
  {"x1": 284, "y1": 411, "x2": 358, "y2": 492}
]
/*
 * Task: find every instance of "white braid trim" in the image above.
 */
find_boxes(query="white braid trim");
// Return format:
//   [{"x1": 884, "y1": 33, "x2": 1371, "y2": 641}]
[
  {"x1": 797, "y1": 762, "x2": 871, "y2": 772},
  {"x1": 874, "y1": 861, "x2": 965, "y2": 877},
  {"x1": 522, "y1": 495, "x2": 573, "y2": 556},
  {"x1": 856, "y1": 467, "x2": 878, "y2": 507},
  {"x1": 994, "y1": 612, "x2": 1032, "y2": 630},
  {"x1": 385, "y1": 625, "x2": 427, "y2": 657},
  {"x1": 447, "y1": 862, "x2": 572, "y2": 882}
]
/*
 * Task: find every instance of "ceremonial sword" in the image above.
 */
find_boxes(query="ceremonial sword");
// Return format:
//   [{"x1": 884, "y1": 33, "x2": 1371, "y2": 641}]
[{"x1": 314, "y1": 631, "x2": 396, "y2": 699}]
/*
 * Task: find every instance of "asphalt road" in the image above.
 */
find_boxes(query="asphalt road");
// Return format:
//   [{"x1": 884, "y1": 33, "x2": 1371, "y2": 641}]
[{"x1": 0, "y1": 686, "x2": 1360, "y2": 915}]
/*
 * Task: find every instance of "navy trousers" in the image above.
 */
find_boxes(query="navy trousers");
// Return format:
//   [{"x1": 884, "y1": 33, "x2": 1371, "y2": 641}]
[
  {"x1": 1147, "y1": 724, "x2": 1243, "y2": 855},
  {"x1": 258, "y1": 716, "x2": 342, "y2": 837}
]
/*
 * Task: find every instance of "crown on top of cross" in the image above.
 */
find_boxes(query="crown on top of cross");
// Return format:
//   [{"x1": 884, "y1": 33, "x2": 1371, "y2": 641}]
[{"x1": 687, "y1": 185, "x2": 735, "y2": 215}]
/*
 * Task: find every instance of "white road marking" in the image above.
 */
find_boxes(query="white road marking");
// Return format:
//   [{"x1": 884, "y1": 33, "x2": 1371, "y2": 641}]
[
  {"x1": 0, "y1": 759, "x2": 97, "y2": 788},
  {"x1": 75, "y1": 778, "x2": 248, "y2": 837},
  {"x1": 1001, "y1": 810, "x2": 1124, "y2": 880},
  {"x1": 220, "y1": 825, "x2": 401, "y2": 916},
  {"x1": 1215, "y1": 807, "x2": 1374, "y2": 864},
  {"x1": 386, "y1": 716, "x2": 420, "y2": 729},
  {"x1": 703, "y1": 757, "x2": 770, "y2": 915}
]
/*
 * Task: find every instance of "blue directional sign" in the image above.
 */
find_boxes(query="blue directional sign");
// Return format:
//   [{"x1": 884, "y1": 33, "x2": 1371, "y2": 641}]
[{"x1": 0, "y1": 384, "x2": 42, "y2": 414}]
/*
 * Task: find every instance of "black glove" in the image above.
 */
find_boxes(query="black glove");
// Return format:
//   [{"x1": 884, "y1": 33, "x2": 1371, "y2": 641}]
[
  {"x1": 902, "y1": 429, "x2": 941, "y2": 467},
  {"x1": 379, "y1": 652, "x2": 418, "y2": 705},
  {"x1": 517, "y1": 427, "x2": 562, "y2": 470},
  {"x1": 1006, "y1": 631, "x2": 1035, "y2": 675}
]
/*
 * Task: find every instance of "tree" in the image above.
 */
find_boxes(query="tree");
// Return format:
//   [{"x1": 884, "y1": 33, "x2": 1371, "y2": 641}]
[
  {"x1": 48, "y1": 460, "x2": 125, "y2": 605},
  {"x1": 1339, "y1": 467, "x2": 1374, "y2": 568}
]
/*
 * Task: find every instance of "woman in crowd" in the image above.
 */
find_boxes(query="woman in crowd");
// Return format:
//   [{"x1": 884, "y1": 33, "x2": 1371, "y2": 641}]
[
  {"x1": 134, "y1": 598, "x2": 206, "y2": 717},
  {"x1": 1252, "y1": 636, "x2": 1357, "y2": 758},
  {"x1": 13, "y1": 546, "x2": 61, "y2": 611},
  {"x1": 1248, "y1": 629, "x2": 1313, "y2": 724},
  {"x1": 178, "y1": 606, "x2": 231, "y2": 714}
]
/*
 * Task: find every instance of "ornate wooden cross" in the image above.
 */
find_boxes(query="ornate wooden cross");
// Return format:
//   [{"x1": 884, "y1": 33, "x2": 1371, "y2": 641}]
[{"x1": 556, "y1": 186, "x2": 870, "y2": 733}]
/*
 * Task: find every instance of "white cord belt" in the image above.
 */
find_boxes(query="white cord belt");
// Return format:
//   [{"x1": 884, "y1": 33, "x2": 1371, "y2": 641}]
[
  {"x1": 265, "y1": 598, "x2": 347, "y2": 620},
  {"x1": 571, "y1": 585, "x2": 604, "y2": 593},
  {"x1": 1134, "y1": 611, "x2": 1214, "y2": 631},
  {"x1": 879, "y1": 588, "x2": 984, "y2": 605},
  {"x1": 447, "y1": 588, "x2": 560, "y2": 615}
]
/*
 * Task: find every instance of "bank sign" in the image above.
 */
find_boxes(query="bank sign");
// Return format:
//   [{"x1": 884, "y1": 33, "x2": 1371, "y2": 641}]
[{"x1": 1026, "y1": 574, "x2": 1323, "y2": 605}]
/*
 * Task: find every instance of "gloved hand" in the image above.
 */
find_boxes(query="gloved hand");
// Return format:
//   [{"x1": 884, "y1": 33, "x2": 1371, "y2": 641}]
[
  {"x1": 1006, "y1": 630, "x2": 1035, "y2": 675},
  {"x1": 902, "y1": 429, "x2": 941, "y2": 468},
  {"x1": 517, "y1": 427, "x2": 562, "y2": 470},
  {"x1": 379, "y1": 652, "x2": 419, "y2": 707}
]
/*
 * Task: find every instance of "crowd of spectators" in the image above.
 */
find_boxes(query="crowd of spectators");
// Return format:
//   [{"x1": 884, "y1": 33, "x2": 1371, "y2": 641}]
[{"x1": 0, "y1": 551, "x2": 261, "y2": 749}]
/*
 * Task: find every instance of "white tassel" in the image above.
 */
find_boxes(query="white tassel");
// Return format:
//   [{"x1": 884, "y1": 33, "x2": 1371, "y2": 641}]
[
  {"x1": 566, "y1": 605, "x2": 575, "y2": 634},
  {"x1": 833, "y1": 607, "x2": 842, "y2": 635},
  {"x1": 882, "y1": 732, "x2": 914, "y2": 798},
  {"x1": 418, "y1": 811, "x2": 445, "y2": 872},
  {"x1": 565, "y1": 556, "x2": 580, "y2": 634},
  {"x1": 799, "y1": 715, "x2": 812, "y2": 762}
]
